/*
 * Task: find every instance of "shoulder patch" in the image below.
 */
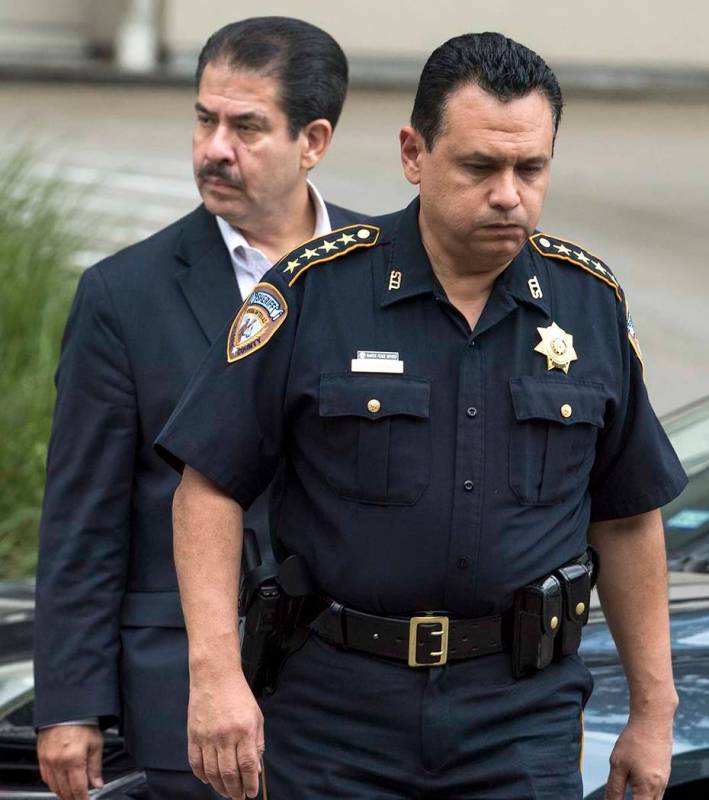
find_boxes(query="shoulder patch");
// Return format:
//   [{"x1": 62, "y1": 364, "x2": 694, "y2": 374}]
[
  {"x1": 529, "y1": 232, "x2": 622, "y2": 301},
  {"x1": 226, "y1": 282, "x2": 288, "y2": 363},
  {"x1": 277, "y1": 223, "x2": 381, "y2": 287},
  {"x1": 626, "y1": 302, "x2": 644, "y2": 370}
]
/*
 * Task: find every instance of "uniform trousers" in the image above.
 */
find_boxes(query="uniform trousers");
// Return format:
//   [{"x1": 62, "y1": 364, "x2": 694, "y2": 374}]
[
  {"x1": 139, "y1": 767, "x2": 223, "y2": 799},
  {"x1": 259, "y1": 633, "x2": 593, "y2": 800}
]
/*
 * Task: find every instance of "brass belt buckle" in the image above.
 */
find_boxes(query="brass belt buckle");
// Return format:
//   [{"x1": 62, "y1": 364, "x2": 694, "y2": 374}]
[{"x1": 408, "y1": 615, "x2": 449, "y2": 667}]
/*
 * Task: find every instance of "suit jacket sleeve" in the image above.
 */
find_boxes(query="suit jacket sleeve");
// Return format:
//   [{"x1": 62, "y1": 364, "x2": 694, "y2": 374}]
[{"x1": 34, "y1": 266, "x2": 136, "y2": 728}]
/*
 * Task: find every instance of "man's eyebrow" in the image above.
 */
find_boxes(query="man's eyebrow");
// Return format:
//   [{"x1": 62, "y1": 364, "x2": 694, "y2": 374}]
[
  {"x1": 194, "y1": 103, "x2": 269, "y2": 128},
  {"x1": 227, "y1": 111, "x2": 270, "y2": 127},
  {"x1": 461, "y1": 151, "x2": 549, "y2": 166},
  {"x1": 517, "y1": 155, "x2": 549, "y2": 166}
]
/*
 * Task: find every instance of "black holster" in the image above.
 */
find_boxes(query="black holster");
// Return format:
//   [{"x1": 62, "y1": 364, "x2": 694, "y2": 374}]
[{"x1": 239, "y1": 528, "x2": 317, "y2": 697}]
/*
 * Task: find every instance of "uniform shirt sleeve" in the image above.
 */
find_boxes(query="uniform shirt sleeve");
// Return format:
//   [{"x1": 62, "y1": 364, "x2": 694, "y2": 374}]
[
  {"x1": 588, "y1": 295, "x2": 687, "y2": 521},
  {"x1": 155, "y1": 276, "x2": 297, "y2": 510}
]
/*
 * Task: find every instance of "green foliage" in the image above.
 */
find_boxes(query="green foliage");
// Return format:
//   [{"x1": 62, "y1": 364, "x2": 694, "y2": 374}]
[{"x1": 0, "y1": 154, "x2": 83, "y2": 578}]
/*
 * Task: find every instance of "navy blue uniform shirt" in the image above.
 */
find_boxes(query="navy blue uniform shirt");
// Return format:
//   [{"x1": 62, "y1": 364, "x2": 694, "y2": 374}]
[{"x1": 156, "y1": 198, "x2": 687, "y2": 617}]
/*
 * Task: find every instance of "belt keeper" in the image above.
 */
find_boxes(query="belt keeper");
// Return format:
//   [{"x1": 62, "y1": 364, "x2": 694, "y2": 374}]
[{"x1": 314, "y1": 600, "x2": 347, "y2": 648}]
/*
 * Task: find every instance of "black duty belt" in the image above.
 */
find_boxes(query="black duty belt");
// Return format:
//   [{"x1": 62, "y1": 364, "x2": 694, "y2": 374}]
[
  {"x1": 309, "y1": 549, "x2": 597, "y2": 670},
  {"x1": 310, "y1": 602, "x2": 506, "y2": 667}
]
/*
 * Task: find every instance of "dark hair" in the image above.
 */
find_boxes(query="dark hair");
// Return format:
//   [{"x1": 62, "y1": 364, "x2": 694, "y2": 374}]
[
  {"x1": 195, "y1": 17, "x2": 348, "y2": 139},
  {"x1": 411, "y1": 32, "x2": 563, "y2": 150}
]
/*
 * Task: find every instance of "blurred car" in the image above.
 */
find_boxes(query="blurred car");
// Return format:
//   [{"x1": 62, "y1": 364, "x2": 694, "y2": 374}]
[
  {"x1": 2, "y1": 396, "x2": 709, "y2": 798},
  {"x1": 581, "y1": 395, "x2": 709, "y2": 798},
  {"x1": 0, "y1": 583, "x2": 144, "y2": 797}
]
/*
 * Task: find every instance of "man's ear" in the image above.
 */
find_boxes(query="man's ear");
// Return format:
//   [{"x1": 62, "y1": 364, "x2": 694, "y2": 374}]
[
  {"x1": 300, "y1": 119, "x2": 333, "y2": 171},
  {"x1": 399, "y1": 126, "x2": 425, "y2": 186}
]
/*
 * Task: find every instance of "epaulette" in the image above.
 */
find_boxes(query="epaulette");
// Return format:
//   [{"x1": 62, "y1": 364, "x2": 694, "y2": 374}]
[
  {"x1": 276, "y1": 223, "x2": 381, "y2": 287},
  {"x1": 529, "y1": 232, "x2": 623, "y2": 301}
]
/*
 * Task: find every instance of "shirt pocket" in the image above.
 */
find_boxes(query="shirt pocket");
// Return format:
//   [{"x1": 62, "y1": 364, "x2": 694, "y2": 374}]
[
  {"x1": 319, "y1": 373, "x2": 431, "y2": 505},
  {"x1": 508, "y1": 376, "x2": 606, "y2": 506}
]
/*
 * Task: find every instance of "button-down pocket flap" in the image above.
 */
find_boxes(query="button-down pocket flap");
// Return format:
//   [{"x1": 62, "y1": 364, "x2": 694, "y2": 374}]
[
  {"x1": 320, "y1": 374, "x2": 431, "y2": 419},
  {"x1": 509, "y1": 377, "x2": 606, "y2": 427}
]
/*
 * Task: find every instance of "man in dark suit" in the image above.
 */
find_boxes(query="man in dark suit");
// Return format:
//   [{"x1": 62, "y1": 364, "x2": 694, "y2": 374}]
[{"x1": 33, "y1": 17, "x2": 363, "y2": 800}]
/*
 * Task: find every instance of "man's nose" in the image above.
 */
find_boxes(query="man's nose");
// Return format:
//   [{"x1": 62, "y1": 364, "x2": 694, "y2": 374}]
[
  {"x1": 204, "y1": 123, "x2": 236, "y2": 163},
  {"x1": 488, "y1": 169, "x2": 520, "y2": 211}
]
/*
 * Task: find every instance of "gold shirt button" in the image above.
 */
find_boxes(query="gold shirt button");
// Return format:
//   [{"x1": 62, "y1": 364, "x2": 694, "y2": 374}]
[
  {"x1": 560, "y1": 403, "x2": 573, "y2": 419},
  {"x1": 367, "y1": 398, "x2": 381, "y2": 413},
  {"x1": 550, "y1": 616, "x2": 559, "y2": 630},
  {"x1": 575, "y1": 602, "x2": 586, "y2": 616}
]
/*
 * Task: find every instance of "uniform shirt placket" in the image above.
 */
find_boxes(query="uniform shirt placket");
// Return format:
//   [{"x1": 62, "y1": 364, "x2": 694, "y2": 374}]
[{"x1": 443, "y1": 331, "x2": 485, "y2": 612}]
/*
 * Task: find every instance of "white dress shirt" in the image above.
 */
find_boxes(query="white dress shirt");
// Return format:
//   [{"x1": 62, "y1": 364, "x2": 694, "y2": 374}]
[{"x1": 216, "y1": 180, "x2": 332, "y2": 299}]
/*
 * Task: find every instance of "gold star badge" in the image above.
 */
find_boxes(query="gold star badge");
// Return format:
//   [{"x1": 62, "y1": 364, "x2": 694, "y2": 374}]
[{"x1": 534, "y1": 322, "x2": 578, "y2": 373}]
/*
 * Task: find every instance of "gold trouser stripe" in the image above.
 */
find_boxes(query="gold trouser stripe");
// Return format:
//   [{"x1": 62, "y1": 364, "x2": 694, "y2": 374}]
[
  {"x1": 261, "y1": 759, "x2": 269, "y2": 800},
  {"x1": 579, "y1": 711, "x2": 585, "y2": 770}
]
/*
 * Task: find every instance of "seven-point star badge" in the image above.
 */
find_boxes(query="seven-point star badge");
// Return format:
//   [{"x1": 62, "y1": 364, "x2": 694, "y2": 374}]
[{"x1": 534, "y1": 322, "x2": 578, "y2": 373}]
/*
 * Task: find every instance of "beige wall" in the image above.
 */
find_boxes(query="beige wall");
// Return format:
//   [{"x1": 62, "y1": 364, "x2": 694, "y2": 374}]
[
  {"x1": 1, "y1": 0, "x2": 707, "y2": 70},
  {"x1": 165, "y1": 0, "x2": 709, "y2": 68},
  {"x1": 0, "y1": 0, "x2": 131, "y2": 53}
]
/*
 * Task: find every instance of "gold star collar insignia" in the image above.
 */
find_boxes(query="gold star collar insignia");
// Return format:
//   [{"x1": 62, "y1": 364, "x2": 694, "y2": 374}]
[{"x1": 534, "y1": 322, "x2": 578, "y2": 373}]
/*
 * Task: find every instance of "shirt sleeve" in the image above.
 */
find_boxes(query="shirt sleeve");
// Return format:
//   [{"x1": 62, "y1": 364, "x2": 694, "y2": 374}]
[
  {"x1": 154, "y1": 277, "x2": 297, "y2": 510},
  {"x1": 588, "y1": 295, "x2": 688, "y2": 521}
]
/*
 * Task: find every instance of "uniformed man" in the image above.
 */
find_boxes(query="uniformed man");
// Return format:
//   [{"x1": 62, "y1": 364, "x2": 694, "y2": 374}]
[
  {"x1": 33, "y1": 16, "x2": 362, "y2": 800},
  {"x1": 156, "y1": 33, "x2": 686, "y2": 800}
]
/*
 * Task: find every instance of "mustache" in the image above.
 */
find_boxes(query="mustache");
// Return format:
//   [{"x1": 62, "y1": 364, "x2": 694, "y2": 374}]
[{"x1": 198, "y1": 163, "x2": 244, "y2": 189}]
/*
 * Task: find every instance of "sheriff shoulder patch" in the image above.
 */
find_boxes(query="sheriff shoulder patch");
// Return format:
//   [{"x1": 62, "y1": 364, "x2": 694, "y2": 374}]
[
  {"x1": 278, "y1": 223, "x2": 381, "y2": 287},
  {"x1": 626, "y1": 303, "x2": 644, "y2": 369},
  {"x1": 226, "y1": 283, "x2": 288, "y2": 363},
  {"x1": 529, "y1": 233, "x2": 623, "y2": 301}
]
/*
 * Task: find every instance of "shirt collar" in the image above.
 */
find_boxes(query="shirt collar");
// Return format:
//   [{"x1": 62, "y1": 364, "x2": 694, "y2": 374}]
[
  {"x1": 380, "y1": 196, "x2": 550, "y2": 318},
  {"x1": 216, "y1": 178, "x2": 331, "y2": 266},
  {"x1": 380, "y1": 197, "x2": 436, "y2": 308},
  {"x1": 499, "y1": 240, "x2": 551, "y2": 318},
  {"x1": 308, "y1": 180, "x2": 331, "y2": 238}
]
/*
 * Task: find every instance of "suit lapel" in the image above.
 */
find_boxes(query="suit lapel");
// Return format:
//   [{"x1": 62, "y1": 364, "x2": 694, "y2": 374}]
[
  {"x1": 176, "y1": 203, "x2": 363, "y2": 345},
  {"x1": 175, "y1": 206, "x2": 241, "y2": 344},
  {"x1": 326, "y1": 202, "x2": 359, "y2": 230}
]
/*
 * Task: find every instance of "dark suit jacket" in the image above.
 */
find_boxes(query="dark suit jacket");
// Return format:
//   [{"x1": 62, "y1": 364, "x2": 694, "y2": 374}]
[{"x1": 34, "y1": 202, "x2": 363, "y2": 769}]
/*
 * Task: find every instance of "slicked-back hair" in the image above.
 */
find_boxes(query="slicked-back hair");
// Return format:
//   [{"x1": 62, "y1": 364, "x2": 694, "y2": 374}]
[
  {"x1": 196, "y1": 17, "x2": 349, "y2": 139},
  {"x1": 411, "y1": 32, "x2": 563, "y2": 150}
]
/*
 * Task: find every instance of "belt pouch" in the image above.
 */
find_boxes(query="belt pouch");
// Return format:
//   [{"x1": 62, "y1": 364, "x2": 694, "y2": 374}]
[
  {"x1": 555, "y1": 563, "x2": 591, "y2": 658},
  {"x1": 512, "y1": 574, "x2": 562, "y2": 678}
]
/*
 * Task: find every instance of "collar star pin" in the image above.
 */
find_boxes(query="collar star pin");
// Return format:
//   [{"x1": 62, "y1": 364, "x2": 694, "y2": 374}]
[{"x1": 534, "y1": 322, "x2": 578, "y2": 373}]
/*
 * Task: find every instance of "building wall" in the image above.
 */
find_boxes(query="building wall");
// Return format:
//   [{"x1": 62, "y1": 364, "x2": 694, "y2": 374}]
[
  {"x1": 1, "y1": 0, "x2": 707, "y2": 74},
  {"x1": 166, "y1": 0, "x2": 709, "y2": 69},
  {"x1": 0, "y1": 0, "x2": 130, "y2": 55}
]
